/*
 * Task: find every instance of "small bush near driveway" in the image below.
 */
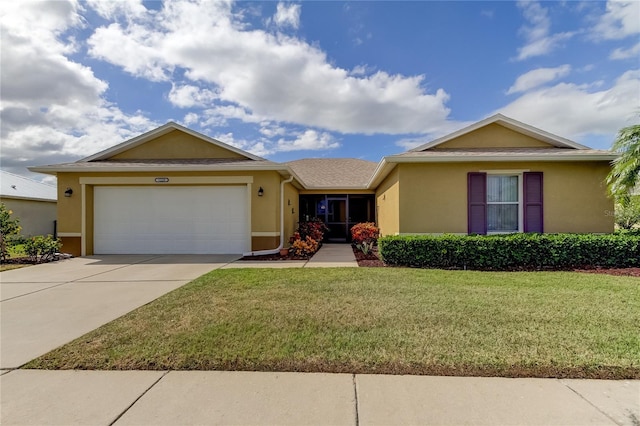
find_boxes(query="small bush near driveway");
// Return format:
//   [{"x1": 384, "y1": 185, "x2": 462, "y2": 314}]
[
  {"x1": 26, "y1": 268, "x2": 639, "y2": 379},
  {"x1": 379, "y1": 233, "x2": 640, "y2": 270}
]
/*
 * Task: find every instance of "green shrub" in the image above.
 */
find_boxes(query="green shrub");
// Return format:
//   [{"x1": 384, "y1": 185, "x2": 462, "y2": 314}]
[
  {"x1": 24, "y1": 235, "x2": 62, "y2": 263},
  {"x1": 0, "y1": 202, "x2": 22, "y2": 261},
  {"x1": 615, "y1": 195, "x2": 640, "y2": 230},
  {"x1": 379, "y1": 233, "x2": 640, "y2": 270}
]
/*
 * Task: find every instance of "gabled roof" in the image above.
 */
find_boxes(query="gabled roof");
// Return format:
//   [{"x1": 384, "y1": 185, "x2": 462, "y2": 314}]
[
  {"x1": 0, "y1": 170, "x2": 57, "y2": 202},
  {"x1": 410, "y1": 114, "x2": 589, "y2": 151},
  {"x1": 287, "y1": 158, "x2": 377, "y2": 189},
  {"x1": 80, "y1": 122, "x2": 265, "y2": 162},
  {"x1": 367, "y1": 114, "x2": 617, "y2": 188}
]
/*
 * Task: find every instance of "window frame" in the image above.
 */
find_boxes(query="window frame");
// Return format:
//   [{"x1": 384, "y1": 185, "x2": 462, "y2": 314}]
[{"x1": 485, "y1": 171, "x2": 524, "y2": 234}]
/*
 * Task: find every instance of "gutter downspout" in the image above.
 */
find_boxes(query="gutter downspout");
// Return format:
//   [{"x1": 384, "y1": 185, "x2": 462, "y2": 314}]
[{"x1": 242, "y1": 175, "x2": 295, "y2": 257}]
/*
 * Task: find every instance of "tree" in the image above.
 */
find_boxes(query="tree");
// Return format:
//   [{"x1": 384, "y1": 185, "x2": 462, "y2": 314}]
[
  {"x1": 607, "y1": 123, "x2": 640, "y2": 202},
  {"x1": 0, "y1": 203, "x2": 21, "y2": 261}
]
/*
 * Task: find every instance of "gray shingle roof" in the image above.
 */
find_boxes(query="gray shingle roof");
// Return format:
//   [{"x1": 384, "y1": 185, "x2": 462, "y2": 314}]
[
  {"x1": 287, "y1": 158, "x2": 377, "y2": 189},
  {"x1": 1, "y1": 170, "x2": 57, "y2": 201}
]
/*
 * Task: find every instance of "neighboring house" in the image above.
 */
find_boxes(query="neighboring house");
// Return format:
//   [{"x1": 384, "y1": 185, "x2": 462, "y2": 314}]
[
  {"x1": 0, "y1": 170, "x2": 57, "y2": 237},
  {"x1": 30, "y1": 114, "x2": 616, "y2": 256}
]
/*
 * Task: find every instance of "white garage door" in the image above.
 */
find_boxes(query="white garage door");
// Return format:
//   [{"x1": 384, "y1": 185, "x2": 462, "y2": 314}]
[{"x1": 94, "y1": 186, "x2": 248, "y2": 254}]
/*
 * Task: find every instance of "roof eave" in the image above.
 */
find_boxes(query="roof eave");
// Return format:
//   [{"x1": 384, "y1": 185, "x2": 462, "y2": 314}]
[
  {"x1": 29, "y1": 163, "x2": 294, "y2": 173},
  {"x1": 410, "y1": 114, "x2": 590, "y2": 152},
  {"x1": 367, "y1": 158, "x2": 396, "y2": 189},
  {"x1": 0, "y1": 195, "x2": 57, "y2": 202},
  {"x1": 387, "y1": 154, "x2": 618, "y2": 163},
  {"x1": 302, "y1": 186, "x2": 373, "y2": 191}
]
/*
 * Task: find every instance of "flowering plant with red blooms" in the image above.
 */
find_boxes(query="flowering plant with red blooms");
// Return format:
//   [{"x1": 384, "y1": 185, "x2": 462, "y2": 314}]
[
  {"x1": 291, "y1": 236, "x2": 319, "y2": 257},
  {"x1": 297, "y1": 218, "x2": 330, "y2": 242},
  {"x1": 351, "y1": 222, "x2": 380, "y2": 255},
  {"x1": 287, "y1": 219, "x2": 329, "y2": 257}
]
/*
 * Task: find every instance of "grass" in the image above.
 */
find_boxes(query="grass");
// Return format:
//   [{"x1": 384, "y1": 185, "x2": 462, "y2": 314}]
[
  {"x1": 0, "y1": 264, "x2": 28, "y2": 272},
  {"x1": 25, "y1": 268, "x2": 640, "y2": 378},
  {"x1": 0, "y1": 243, "x2": 27, "y2": 271}
]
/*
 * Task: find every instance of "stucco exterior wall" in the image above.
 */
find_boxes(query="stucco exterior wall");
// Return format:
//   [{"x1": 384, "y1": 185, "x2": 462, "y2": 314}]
[
  {"x1": 435, "y1": 123, "x2": 553, "y2": 149},
  {"x1": 56, "y1": 170, "x2": 288, "y2": 255},
  {"x1": 375, "y1": 167, "x2": 400, "y2": 236},
  {"x1": 283, "y1": 182, "x2": 300, "y2": 246},
  {"x1": 0, "y1": 198, "x2": 56, "y2": 236},
  {"x1": 111, "y1": 130, "x2": 246, "y2": 160},
  {"x1": 396, "y1": 161, "x2": 614, "y2": 234}
]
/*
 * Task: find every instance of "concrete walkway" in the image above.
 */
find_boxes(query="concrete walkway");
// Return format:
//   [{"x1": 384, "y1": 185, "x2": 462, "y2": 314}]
[
  {"x1": 0, "y1": 255, "x2": 238, "y2": 369},
  {"x1": 223, "y1": 243, "x2": 358, "y2": 269},
  {"x1": 305, "y1": 243, "x2": 358, "y2": 267},
  {"x1": 1, "y1": 370, "x2": 638, "y2": 425}
]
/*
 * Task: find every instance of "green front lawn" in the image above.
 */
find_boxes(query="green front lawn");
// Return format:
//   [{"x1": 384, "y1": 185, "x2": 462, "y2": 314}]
[{"x1": 26, "y1": 268, "x2": 639, "y2": 378}]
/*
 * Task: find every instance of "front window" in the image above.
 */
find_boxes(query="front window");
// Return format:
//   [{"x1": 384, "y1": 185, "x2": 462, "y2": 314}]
[{"x1": 487, "y1": 175, "x2": 520, "y2": 233}]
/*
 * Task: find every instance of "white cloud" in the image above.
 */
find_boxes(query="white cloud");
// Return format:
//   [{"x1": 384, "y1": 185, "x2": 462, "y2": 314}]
[
  {"x1": 201, "y1": 105, "x2": 264, "y2": 128},
  {"x1": 211, "y1": 132, "x2": 272, "y2": 157},
  {"x1": 507, "y1": 65, "x2": 572, "y2": 94},
  {"x1": 276, "y1": 130, "x2": 339, "y2": 152},
  {"x1": 85, "y1": 0, "x2": 147, "y2": 20},
  {"x1": 86, "y1": 0, "x2": 453, "y2": 135},
  {"x1": 514, "y1": 1, "x2": 574, "y2": 61},
  {"x1": 0, "y1": 0, "x2": 155, "y2": 177},
  {"x1": 593, "y1": 0, "x2": 640, "y2": 40},
  {"x1": 183, "y1": 112, "x2": 200, "y2": 126},
  {"x1": 496, "y1": 69, "x2": 640, "y2": 143},
  {"x1": 210, "y1": 128, "x2": 339, "y2": 156},
  {"x1": 88, "y1": 22, "x2": 172, "y2": 82},
  {"x1": 259, "y1": 125, "x2": 287, "y2": 137},
  {"x1": 610, "y1": 41, "x2": 640, "y2": 60},
  {"x1": 270, "y1": 2, "x2": 301, "y2": 29},
  {"x1": 168, "y1": 84, "x2": 218, "y2": 108}
]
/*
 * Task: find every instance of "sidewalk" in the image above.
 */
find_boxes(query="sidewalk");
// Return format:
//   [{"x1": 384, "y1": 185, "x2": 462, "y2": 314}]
[
  {"x1": 1, "y1": 370, "x2": 637, "y2": 425},
  {"x1": 222, "y1": 243, "x2": 358, "y2": 269}
]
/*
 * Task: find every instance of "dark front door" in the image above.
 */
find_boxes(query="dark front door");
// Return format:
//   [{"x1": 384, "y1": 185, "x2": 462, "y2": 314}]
[{"x1": 326, "y1": 197, "x2": 347, "y2": 242}]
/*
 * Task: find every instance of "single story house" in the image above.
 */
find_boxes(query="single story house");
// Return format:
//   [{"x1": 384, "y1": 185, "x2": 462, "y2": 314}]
[
  {"x1": 1, "y1": 170, "x2": 58, "y2": 237},
  {"x1": 29, "y1": 114, "x2": 616, "y2": 256}
]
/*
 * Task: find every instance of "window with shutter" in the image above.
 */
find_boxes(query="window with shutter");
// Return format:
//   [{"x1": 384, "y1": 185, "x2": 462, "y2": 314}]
[
  {"x1": 467, "y1": 172, "x2": 487, "y2": 235},
  {"x1": 468, "y1": 171, "x2": 544, "y2": 235},
  {"x1": 523, "y1": 172, "x2": 543, "y2": 233}
]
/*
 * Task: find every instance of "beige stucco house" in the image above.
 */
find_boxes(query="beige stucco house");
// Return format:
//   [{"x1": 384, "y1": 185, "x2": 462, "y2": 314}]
[
  {"x1": 1, "y1": 170, "x2": 57, "y2": 237},
  {"x1": 30, "y1": 114, "x2": 616, "y2": 256}
]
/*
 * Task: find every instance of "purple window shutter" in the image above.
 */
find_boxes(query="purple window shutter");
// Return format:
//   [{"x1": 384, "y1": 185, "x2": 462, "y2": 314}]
[
  {"x1": 468, "y1": 172, "x2": 487, "y2": 235},
  {"x1": 523, "y1": 172, "x2": 543, "y2": 233}
]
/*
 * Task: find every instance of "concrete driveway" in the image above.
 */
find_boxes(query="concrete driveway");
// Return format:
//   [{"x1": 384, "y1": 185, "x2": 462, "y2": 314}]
[{"x1": 0, "y1": 255, "x2": 238, "y2": 369}]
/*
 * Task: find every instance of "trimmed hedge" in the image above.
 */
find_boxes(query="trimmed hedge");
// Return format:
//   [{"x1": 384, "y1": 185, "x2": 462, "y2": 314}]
[{"x1": 378, "y1": 233, "x2": 640, "y2": 270}]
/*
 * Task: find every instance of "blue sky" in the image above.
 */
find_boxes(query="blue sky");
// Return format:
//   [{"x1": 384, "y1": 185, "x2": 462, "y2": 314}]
[{"x1": 1, "y1": 0, "x2": 638, "y2": 181}]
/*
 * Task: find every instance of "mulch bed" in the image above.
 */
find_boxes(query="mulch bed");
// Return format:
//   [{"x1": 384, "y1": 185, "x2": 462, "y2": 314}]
[
  {"x1": 353, "y1": 246, "x2": 386, "y2": 267},
  {"x1": 239, "y1": 252, "x2": 310, "y2": 261},
  {"x1": 573, "y1": 267, "x2": 640, "y2": 277},
  {"x1": 1, "y1": 253, "x2": 73, "y2": 266}
]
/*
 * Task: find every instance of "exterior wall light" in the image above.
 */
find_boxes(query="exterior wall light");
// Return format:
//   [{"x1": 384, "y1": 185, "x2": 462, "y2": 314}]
[
  {"x1": 258, "y1": 187, "x2": 264, "y2": 197},
  {"x1": 64, "y1": 187, "x2": 73, "y2": 197}
]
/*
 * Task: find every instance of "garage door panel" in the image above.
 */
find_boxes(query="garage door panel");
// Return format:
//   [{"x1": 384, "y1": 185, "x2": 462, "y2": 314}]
[{"x1": 94, "y1": 186, "x2": 248, "y2": 254}]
